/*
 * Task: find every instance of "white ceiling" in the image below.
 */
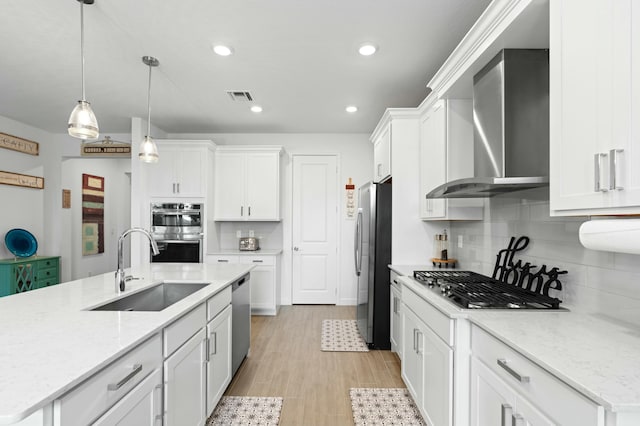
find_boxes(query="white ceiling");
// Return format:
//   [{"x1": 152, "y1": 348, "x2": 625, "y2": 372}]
[{"x1": 0, "y1": 0, "x2": 491, "y2": 136}]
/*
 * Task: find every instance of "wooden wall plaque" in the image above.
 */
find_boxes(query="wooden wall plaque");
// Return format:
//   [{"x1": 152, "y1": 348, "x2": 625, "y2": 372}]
[
  {"x1": 0, "y1": 132, "x2": 39, "y2": 156},
  {"x1": 0, "y1": 171, "x2": 44, "y2": 189}
]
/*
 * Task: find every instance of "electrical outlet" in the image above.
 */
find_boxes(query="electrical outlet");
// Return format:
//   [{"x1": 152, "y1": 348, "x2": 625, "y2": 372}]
[
  {"x1": 236, "y1": 230, "x2": 242, "y2": 238},
  {"x1": 249, "y1": 230, "x2": 255, "y2": 237},
  {"x1": 458, "y1": 235, "x2": 463, "y2": 248}
]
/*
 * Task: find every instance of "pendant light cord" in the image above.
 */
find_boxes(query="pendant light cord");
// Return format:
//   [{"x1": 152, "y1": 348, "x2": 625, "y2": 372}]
[
  {"x1": 146, "y1": 63, "x2": 152, "y2": 137},
  {"x1": 80, "y1": 1, "x2": 86, "y2": 101}
]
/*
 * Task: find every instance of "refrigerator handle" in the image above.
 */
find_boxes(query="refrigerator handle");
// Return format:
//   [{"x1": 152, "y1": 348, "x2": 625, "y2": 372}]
[{"x1": 354, "y1": 209, "x2": 363, "y2": 275}]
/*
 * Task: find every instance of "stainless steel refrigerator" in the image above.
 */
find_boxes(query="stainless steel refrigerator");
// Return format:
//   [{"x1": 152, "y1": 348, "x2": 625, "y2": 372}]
[{"x1": 354, "y1": 181, "x2": 391, "y2": 349}]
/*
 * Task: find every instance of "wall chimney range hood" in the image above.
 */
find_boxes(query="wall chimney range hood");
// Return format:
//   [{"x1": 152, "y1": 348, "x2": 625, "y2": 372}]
[{"x1": 426, "y1": 49, "x2": 549, "y2": 199}]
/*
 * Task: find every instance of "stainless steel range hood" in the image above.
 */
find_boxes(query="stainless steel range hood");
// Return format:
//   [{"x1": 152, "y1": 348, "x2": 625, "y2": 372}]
[{"x1": 426, "y1": 49, "x2": 549, "y2": 199}]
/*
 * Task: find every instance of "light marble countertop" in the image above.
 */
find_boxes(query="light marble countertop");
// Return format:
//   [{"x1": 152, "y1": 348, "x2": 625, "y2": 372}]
[
  {"x1": 207, "y1": 249, "x2": 283, "y2": 256},
  {"x1": 389, "y1": 264, "x2": 640, "y2": 412},
  {"x1": 0, "y1": 263, "x2": 253, "y2": 425}
]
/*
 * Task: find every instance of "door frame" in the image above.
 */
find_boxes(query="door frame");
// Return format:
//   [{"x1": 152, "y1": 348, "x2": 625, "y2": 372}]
[{"x1": 289, "y1": 153, "x2": 341, "y2": 305}]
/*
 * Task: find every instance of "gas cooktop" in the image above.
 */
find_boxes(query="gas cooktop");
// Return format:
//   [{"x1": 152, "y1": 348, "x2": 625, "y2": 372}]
[{"x1": 413, "y1": 270, "x2": 564, "y2": 310}]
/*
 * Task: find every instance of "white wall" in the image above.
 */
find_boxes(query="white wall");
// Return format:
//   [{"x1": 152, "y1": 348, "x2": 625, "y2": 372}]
[
  {"x1": 167, "y1": 132, "x2": 372, "y2": 305},
  {"x1": 450, "y1": 187, "x2": 640, "y2": 324},
  {"x1": 60, "y1": 158, "x2": 131, "y2": 281}
]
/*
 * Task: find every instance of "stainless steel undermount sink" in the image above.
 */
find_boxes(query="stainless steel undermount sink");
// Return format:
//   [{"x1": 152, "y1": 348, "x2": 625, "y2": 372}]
[{"x1": 91, "y1": 282, "x2": 209, "y2": 312}]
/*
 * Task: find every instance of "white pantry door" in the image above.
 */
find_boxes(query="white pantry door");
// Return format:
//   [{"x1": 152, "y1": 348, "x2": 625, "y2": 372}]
[{"x1": 292, "y1": 155, "x2": 338, "y2": 304}]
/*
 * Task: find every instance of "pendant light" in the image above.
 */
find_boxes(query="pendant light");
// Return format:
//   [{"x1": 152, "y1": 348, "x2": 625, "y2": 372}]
[
  {"x1": 139, "y1": 56, "x2": 160, "y2": 163},
  {"x1": 68, "y1": 0, "x2": 99, "y2": 140}
]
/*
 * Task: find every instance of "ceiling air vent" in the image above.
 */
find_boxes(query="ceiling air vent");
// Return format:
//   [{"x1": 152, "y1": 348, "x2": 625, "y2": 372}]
[{"x1": 227, "y1": 91, "x2": 254, "y2": 102}]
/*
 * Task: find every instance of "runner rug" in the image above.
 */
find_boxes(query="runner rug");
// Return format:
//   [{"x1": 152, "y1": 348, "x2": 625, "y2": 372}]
[
  {"x1": 207, "y1": 396, "x2": 283, "y2": 426},
  {"x1": 350, "y1": 388, "x2": 426, "y2": 425},
  {"x1": 321, "y1": 319, "x2": 369, "y2": 352}
]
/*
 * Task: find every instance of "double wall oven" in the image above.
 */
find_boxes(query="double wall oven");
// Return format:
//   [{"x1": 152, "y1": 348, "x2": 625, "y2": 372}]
[{"x1": 150, "y1": 203, "x2": 203, "y2": 263}]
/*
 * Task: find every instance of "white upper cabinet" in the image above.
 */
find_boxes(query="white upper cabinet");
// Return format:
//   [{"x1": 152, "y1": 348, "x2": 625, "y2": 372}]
[
  {"x1": 419, "y1": 99, "x2": 483, "y2": 221},
  {"x1": 373, "y1": 125, "x2": 391, "y2": 183},
  {"x1": 550, "y1": 0, "x2": 640, "y2": 216},
  {"x1": 145, "y1": 140, "x2": 215, "y2": 199},
  {"x1": 214, "y1": 146, "x2": 283, "y2": 221}
]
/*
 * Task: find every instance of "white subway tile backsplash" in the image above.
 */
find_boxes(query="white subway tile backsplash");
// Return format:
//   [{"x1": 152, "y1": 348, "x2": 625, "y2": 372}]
[{"x1": 450, "y1": 196, "x2": 640, "y2": 318}]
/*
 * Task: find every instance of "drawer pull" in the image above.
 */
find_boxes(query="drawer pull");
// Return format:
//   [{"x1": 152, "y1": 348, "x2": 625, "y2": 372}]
[
  {"x1": 217, "y1": 259, "x2": 229, "y2": 263},
  {"x1": 107, "y1": 364, "x2": 142, "y2": 391},
  {"x1": 252, "y1": 260, "x2": 263, "y2": 263},
  {"x1": 210, "y1": 331, "x2": 217, "y2": 355},
  {"x1": 501, "y1": 404, "x2": 512, "y2": 426},
  {"x1": 393, "y1": 279, "x2": 398, "y2": 284},
  {"x1": 497, "y1": 359, "x2": 529, "y2": 383}
]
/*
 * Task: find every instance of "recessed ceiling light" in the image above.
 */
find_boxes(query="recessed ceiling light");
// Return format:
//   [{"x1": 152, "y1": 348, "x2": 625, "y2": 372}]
[
  {"x1": 213, "y1": 45, "x2": 233, "y2": 56},
  {"x1": 358, "y1": 43, "x2": 377, "y2": 56},
  {"x1": 346, "y1": 106, "x2": 358, "y2": 113},
  {"x1": 251, "y1": 105, "x2": 263, "y2": 113}
]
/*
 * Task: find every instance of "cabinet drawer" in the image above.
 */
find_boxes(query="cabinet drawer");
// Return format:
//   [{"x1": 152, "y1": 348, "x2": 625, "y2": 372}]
[
  {"x1": 163, "y1": 304, "x2": 206, "y2": 358},
  {"x1": 208, "y1": 255, "x2": 239, "y2": 264},
  {"x1": 207, "y1": 286, "x2": 232, "y2": 321},
  {"x1": 403, "y1": 285, "x2": 454, "y2": 346},
  {"x1": 37, "y1": 266, "x2": 58, "y2": 280},
  {"x1": 54, "y1": 333, "x2": 162, "y2": 426},
  {"x1": 241, "y1": 255, "x2": 275, "y2": 265},
  {"x1": 471, "y1": 325, "x2": 603, "y2": 425},
  {"x1": 39, "y1": 258, "x2": 58, "y2": 268},
  {"x1": 390, "y1": 270, "x2": 401, "y2": 287}
]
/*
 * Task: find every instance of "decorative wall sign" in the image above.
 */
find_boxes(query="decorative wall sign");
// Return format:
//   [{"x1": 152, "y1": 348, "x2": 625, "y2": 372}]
[
  {"x1": 62, "y1": 189, "x2": 71, "y2": 209},
  {"x1": 82, "y1": 174, "x2": 104, "y2": 256},
  {"x1": 81, "y1": 136, "x2": 131, "y2": 157},
  {"x1": 0, "y1": 170, "x2": 44, "y2": 189},
  {"x1": 0, "y1": 132, "x2": 39, "y2": 156},
  {"x1": 345, "y1": 177, "x2": 356, "y2": 219}
]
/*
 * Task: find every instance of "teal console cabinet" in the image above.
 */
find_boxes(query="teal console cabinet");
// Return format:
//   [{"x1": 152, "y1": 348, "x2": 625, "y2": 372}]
[{"x1": 0, "y1": 256, "x2": 60, "y2": 297}]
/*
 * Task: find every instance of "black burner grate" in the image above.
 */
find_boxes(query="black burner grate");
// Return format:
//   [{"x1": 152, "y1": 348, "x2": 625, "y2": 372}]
[{"x1": 413, "y1": 271, "x2": 562, "y2": 309}]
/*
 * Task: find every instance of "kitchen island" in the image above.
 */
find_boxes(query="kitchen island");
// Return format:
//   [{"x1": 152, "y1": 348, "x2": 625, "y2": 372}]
[{"x1": 0, "y1": 262, "x2": 253, "y2": 425}]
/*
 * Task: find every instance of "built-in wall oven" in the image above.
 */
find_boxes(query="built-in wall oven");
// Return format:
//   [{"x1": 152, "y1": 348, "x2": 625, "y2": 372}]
[{"x1": 150, "y1": 203, "x2": 203, "y2": 263}]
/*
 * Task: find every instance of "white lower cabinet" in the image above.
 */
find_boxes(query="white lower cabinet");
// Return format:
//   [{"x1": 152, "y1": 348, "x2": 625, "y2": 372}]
[
  {"x1": 390, "y1": 271, "x2": 402, "y2": 356},
  {"x1": 93, "y1": 368, "x2": 163, "y2": 426},
  {"x1": 470, "y1": 325, "x2": 604, "y2": 426},
  {"x1": 206, "y1": 304, "x2": 233, "y2": 413},
  {"x1": 401, "y1": 285, "x2": 453, "y2": 426},
  {"x1": 164, "y1": 328, "x2": 208, "y2": 426}
]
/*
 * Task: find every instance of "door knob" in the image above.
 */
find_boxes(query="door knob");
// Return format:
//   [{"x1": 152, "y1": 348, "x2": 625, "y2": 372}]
[{"x1": 293, "y1": 247, "x2": 300, "y2": 251}]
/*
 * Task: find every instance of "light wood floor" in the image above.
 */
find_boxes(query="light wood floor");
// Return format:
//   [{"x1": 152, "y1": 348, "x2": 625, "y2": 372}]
[{"x1": 224, "y1": 305, "x2": 405, "y2": 425}]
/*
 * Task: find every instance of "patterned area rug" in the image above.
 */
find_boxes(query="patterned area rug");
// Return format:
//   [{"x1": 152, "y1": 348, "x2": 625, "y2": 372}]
[
  {"x1": 350, "y1": 388, "x2": 426, "y2": 425},
  {"x1": 321, "y1": 319, "x2": 369, "y2": 352},
  {"x1": 207, "y1": 396, "x2": 283, "y2": 426}
]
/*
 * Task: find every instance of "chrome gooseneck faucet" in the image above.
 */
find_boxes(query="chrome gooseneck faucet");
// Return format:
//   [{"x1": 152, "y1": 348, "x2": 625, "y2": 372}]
[{"x1": 115, "y1": 228, "x2": 160, "y2": 292}]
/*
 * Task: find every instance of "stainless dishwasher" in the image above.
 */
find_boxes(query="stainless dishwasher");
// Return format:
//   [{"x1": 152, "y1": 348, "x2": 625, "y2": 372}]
[{"x1": 231, "y1": 273, "x2": 250, "y2": 375}]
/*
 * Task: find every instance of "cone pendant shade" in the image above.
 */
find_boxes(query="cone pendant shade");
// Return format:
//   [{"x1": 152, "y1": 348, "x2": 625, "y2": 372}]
[{"x1": 139, "y1": 55, "x2": 160, "y2": 163}]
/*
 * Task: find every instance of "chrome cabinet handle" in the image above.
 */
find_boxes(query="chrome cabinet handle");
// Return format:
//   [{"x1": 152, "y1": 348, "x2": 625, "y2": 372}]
[
  {"x1": 609, "y1": 148, "x2": 624, "y2": 190},
  {"x1": 501, "y1": 404, "x2": 513, "y2": 426},
  {"x1": 210, "y1": 331, "x2": 217, "y2": 355},
  {"x1": 154, "y1": 384, "x2": 163, "y2": 425},
  {"x1": 393, "y1": 297, "x2": 398, "y2": 314},
  {"x1": 252, "y1": 259, "x2": 263, "y2": 263},
  {"x1": 512, "y1": 413, "x2": 525, "y2": 426},
  {"x1": 248, "y1": 206, "x2": 251, "y2": 216},
  {"x1": 497, "y1": 359, "x2": 530, "y2": 383},
  {"x1": 172, "y1": 183, "x2": 176, "y2": 193},
  {"x1": 412, "y1": 328, "x2": 417, "y2": 352},
  {"x1": 594, "y1": 153, "x2": 608, "y2": 192},
  {"x1": 217, "y1": 259, "x2": 229, "y2": 263},
  {"x1": 176, "y1": 183, "x2": 180, "y2": 193},
  {"x1": 107, "y1": 364, "x2": 142, "y2": 390},
  {"x1": 240, "y1": 206, "x2": 244, "y2": 216},
  {"x1": 416, "y1": 331, "x2": 422, "y2": 355},
  {"x1": 377, "y1": 163, "x2": 382, "y2": 178}
]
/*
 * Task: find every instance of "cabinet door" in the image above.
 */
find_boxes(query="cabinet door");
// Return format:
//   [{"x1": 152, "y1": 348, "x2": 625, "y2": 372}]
[
  {"x1": 164, "y1": 328, "x2": 207, "y2": 426},
  {"x1": 419, "y1": 102, "x2": 447, "y2": 219},
  {"x1": 422, "y1": 324, "x2": 453, "y2": 426},
  {"x1": 93, "y1": 369, "x2": 162, "y2": 426},
  {"x1": 214, "y1": 152, "x2": 246, "y2": 220},
  {"x1": 247, "y1": 264, "x2": 275, "y2": 314},
  {"x1": 390, "y1": 285, "x2": 402, "y2": 356},
  {"x1": 146, "y1": 146, "x2": 178, "y2": 198},
  {"x1": 206, "y1": 305, "x2": 232, "y2": 414},
  {"x1": 176, "y1": 147, "x2": 206, "y2": 197},
  {"x1": 470, "y1": 357, "x2": 516, "y2": 426},
  {"x1": 374, "y1": 126, "x2": 391, "y2": 182},
  {"x1": 245, "y1": 152, "x2": 280, "y2": 220},
  {"x1": 401, "y1": 307, "x2": 423, "y2": 406},
  {"x1": 550, "y1": 0, "x2": 622, "y2": 213}
]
